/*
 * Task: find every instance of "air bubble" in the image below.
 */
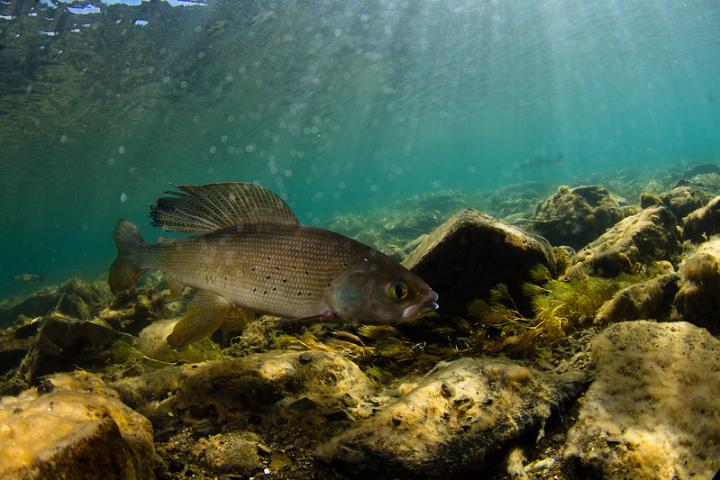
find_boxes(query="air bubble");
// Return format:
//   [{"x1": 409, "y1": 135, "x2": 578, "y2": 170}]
[
  {"x1": 60, "y1": 135, "x2": 67, "y2": 143},
  {"x1": 209, "y1": 146, "x2": 217, "y2": 154},
  {"x1": 118, "y1": 146, "x2": 126, "y2": 154},
  {"x1": 120, "y1": 192, "x2": 127, "y2": 202}
]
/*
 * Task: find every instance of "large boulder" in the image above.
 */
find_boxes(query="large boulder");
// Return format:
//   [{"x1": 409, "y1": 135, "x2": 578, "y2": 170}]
[
  {"x1": 404, "y1": 209, "x2": 557, "y2": 316},
  {"x1": 571, "y1": 206, "x2": 680, "y2": 276},
  {"x1": 0, "y1": 372, "x2": 154, "y2": 480},
  {"x1": 674, "y1": 238, "x2": 720, "y2": 333},
  {"x1": 681, "y1": 195, "x2": 720, "y2": 243},
  {"x1": 532, "y1": 185, "x2": 636, "y2": 250},
  {"x1": 565, "y1": 321, "x2": 720, "y2": 479},
  {"x1": 317, "y1": 357, "x2": 584, "y2": 478}
]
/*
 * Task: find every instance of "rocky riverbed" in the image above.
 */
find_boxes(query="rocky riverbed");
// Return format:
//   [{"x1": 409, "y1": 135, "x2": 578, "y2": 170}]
[{"x1": 2, "y1": 165, "x2": 720, "y2": 479}]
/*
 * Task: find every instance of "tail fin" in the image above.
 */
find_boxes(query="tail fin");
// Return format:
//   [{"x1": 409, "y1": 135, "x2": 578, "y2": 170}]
[{"x1": 109, "y1": 219, "x2": 146, "y2": 294}]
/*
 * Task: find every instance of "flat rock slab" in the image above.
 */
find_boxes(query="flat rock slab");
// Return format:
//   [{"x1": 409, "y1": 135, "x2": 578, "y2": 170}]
[
  {"x1": 317, "y1": 357, "x2": 584, "y2": 478},
  {"x1": 565, "y1": 321, "x2": 720, "y2": 479},
  {"x1": 404, "y1": 209, "x2": 556, "y2": 315},
  {"x1": 572, "y1": 206, "x2": 680, "y2": 276},
  {"x1": 0, "y1": 372, "x2": 154, "y2": 479}
]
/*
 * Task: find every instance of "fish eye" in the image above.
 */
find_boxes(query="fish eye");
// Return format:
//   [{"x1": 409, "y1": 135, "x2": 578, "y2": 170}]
[{"x1": 387, "y1": 282, "x2": 409, "y2": 302}]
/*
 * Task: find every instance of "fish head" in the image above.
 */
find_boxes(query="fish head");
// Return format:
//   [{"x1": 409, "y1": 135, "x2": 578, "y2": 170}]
[{"x1": 327, "y1": 254, "x2": 438, "y2": 324}]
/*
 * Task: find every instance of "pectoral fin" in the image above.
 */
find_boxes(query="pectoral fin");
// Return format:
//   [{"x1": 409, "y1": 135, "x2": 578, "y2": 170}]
[{"x1": 167, "y1": 291, "x2": 232, "y2": 347}]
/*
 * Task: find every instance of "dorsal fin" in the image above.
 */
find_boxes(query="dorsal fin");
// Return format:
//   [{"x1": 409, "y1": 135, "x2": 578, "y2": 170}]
[{"x1": 149, "y1": 182, "x2": 299, "y2": 233}]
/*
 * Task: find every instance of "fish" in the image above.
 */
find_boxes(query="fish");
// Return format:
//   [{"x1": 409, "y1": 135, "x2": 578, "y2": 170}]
[
  {"x1": 109, "y1": 182, "x2": 438, "y2": 347},
  {"x1": 518, "y1": 153, "x2": 564, "y2": 169},
  {"x1": 13, "y1": 273, "x2": 44, "y2": 284}
]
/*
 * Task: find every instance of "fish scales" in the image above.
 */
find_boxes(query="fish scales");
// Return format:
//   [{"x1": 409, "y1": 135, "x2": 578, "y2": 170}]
[{"x1": 141, "y1": 223, "x2": 372, "y2": 318}]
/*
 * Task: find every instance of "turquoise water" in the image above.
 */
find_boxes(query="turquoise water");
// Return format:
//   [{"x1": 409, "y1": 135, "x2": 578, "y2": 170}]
[{"x1": 1, "y1": 0, "x2": 718, "y2": 298}]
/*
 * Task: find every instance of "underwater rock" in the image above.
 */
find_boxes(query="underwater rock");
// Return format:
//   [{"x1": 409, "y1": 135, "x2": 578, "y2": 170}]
[
  {"x1": 683, "y1": 162, "x2": 720, "y2": 178},
  {"x1": 113, "y1": 350, "x2": 375, "y2": 426},
  {"x1": 658, "y1": 185, "x2": 713, "y2": 220},
  {"x1": 565, "y1": 321, "x2": 720, "y2": 479},
  {"x1": 20, "y1": 313, "x2": 134, "y2": 381},
  {"x1": 594, "y1": 273, "x2": 680, "y2": 325},
  {"x1": 674, "y1": 238, "x2": 720, "y2": 333},
  {"x1": 404, "y1": 209, "x2": 556, "y2": 316},
  {"x1": 99, "y1": 289, "x2": 166, "y2": 335},
  {"x1": 571, "y1": 206, "x2": 680, "y2": 277},
  {"x1": 317, "y1": 357, "x2": 584, "y2": 478},
  {"x1": 0, "y1": 279, "x2": 110, "y2": 326},
  {"x1": 638, "y1": 191, "x2": 662, "y2": 209},
  {"x1": 681, "y1": 195, "x2": 720, "y2": 242},
  {"x1": 194, "y1": 431, "x2": 263, "y2": 474},
  {"x1": 0, "y1": 372, "x2": 154, "y2": 479},
  {"x1": 532, "y1": 185, "x2": 636, "y2": 250}
]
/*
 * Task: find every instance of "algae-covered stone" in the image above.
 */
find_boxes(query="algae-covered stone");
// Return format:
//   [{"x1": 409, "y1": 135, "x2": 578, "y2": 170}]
[
  {"x1": 19, "y1": 314, "x2": 134, "y2": 381},
  {"x1": 682, "y1": 195, "x2": 720, "y2": 242},
  {"x1": 194, "y1": 431, "x2": 263, "y2": 474},
  {"x1": 532, "y1": 185, "x2": 636, "y2": 250},
  {"x1": 594, "y1": 273, "x2": 680, "y2": 324},
  {"x1": 317, "y1": 357, "x2": 584, "y2": 478},
  {"x1": 0, "y1": 372, "x2": 154, "y2": 479},
  {"x1": 114, "y1": 350, "x2": 375, "y2": 424},
  {"x1": 565, "y1": 321, "x2": 720, "y2": 479},
  {"x1": 659, "y1": 185, "x2": 711, "y2": 220},
  {"x1": 674, "y1": 238, "x2": 720, "y2": 333},
  {"x1": 572, "y1": 206, "x2": 680, "y2": 276},
  {"x1": 404, "y1": 209, "x2": 556, "y2": 315},
  {"x1": 0, "y1": 279, "x2": 110, "y2": 326}
]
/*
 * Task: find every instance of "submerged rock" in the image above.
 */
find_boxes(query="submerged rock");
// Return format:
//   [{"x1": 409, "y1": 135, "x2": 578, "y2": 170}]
[
  {"x1": 659, "y1": 185, "x2": 712, "y2": 220},
  {"x1": 532, "y1": 185, "x2": 636, "y2": 250},
  {"x1": 404, "y1": 209, "x2": 557, "y2": 316},
  {"x1": 114, "y1": 350, "x2": 375, "y2": 425},
  {"x1": 594, "y1": 273, "x2": 680, "y2": 324},
  {"x1": 565, "y1": 321, "x2": 720, "y2": 479},
  {"x1": 571, "y1": 206, "x2": 680, "y2": 276},
  {"x1": 681, "y1": 195, "x2": 720, "y2": 242},
  {"x1": 0, "y1": 372, "x2": 154, "y2": 479},
  {"x1": 194, "y1": 431, "x2": 263, "y2": 475},
  {"x1": 0, "y1": 279, "x2": 110, "y2": 326},
  {"x1": 317, "y1": 357, "x2": 584, "y2": 478},
  {"x1": 19, "y1": 314, "x2": 134, "y2": 381},
  {"x1": 674, "y1": 238, "x2": 720, "y2": 333}
]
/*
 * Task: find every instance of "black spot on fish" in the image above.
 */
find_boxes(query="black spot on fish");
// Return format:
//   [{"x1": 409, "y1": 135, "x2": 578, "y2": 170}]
[
  {"x1": 342, "y1": 262, "x2": 348, "y2": 268},
  {"x1": 252, "y1": 288, "x2": 257, "y2": 292},
  {"x1": 266, "y1": 275, "x2": 271, "y2": 280},
  {"x1": 263, "y1": 290, "x2": 267, "y2": 295},
  {"x1": 272, "y1": 287, "x2": 277, "y2": 291},
  {"x1": 275, "y1": 266, "x2": 280, "y2": 271},
  {"x1": 251, "y1": 267, "x2": 256, "y2": 272},
  {"x1": 304, "y1": 271, "x2": 309, "y2": 276},
  {"x1": 297, "y1": 291, "x2": 302, "y2": 296},
  {"x1": 267, "y1": 256, "x2": 271, "y2": 261},
  {"x1": 282, "y1": 278, "x2": 288, "y2": 283}
]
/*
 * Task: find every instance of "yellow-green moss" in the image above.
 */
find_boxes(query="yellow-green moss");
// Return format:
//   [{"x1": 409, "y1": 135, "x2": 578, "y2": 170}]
[{"x1": 468, "y1": 265, "x2": 662, "y2": 354}]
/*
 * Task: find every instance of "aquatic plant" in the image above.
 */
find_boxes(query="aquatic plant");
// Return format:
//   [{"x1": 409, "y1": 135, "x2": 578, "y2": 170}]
[{"x1": 468, "y1": 265, "x2": 659, "y2": 355}]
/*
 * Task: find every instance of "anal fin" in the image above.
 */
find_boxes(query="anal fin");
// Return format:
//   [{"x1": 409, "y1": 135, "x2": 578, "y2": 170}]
[{"x1": 167, "y1": 291, "x2": 232, "y2": 348}]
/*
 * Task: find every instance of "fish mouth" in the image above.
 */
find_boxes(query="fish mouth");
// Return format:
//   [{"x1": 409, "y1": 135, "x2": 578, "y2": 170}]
[{"x1": 401, "y1": 291, "x2": 439, "y2": 319}]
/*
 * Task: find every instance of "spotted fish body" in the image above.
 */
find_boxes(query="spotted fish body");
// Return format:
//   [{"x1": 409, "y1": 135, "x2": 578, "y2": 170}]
[
  {"x1": 143, "y1": 223, "x2": 375, "y2": 318},
  {"x1": 109, "y1": 182, "x2": 438, "y2": 347}
]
